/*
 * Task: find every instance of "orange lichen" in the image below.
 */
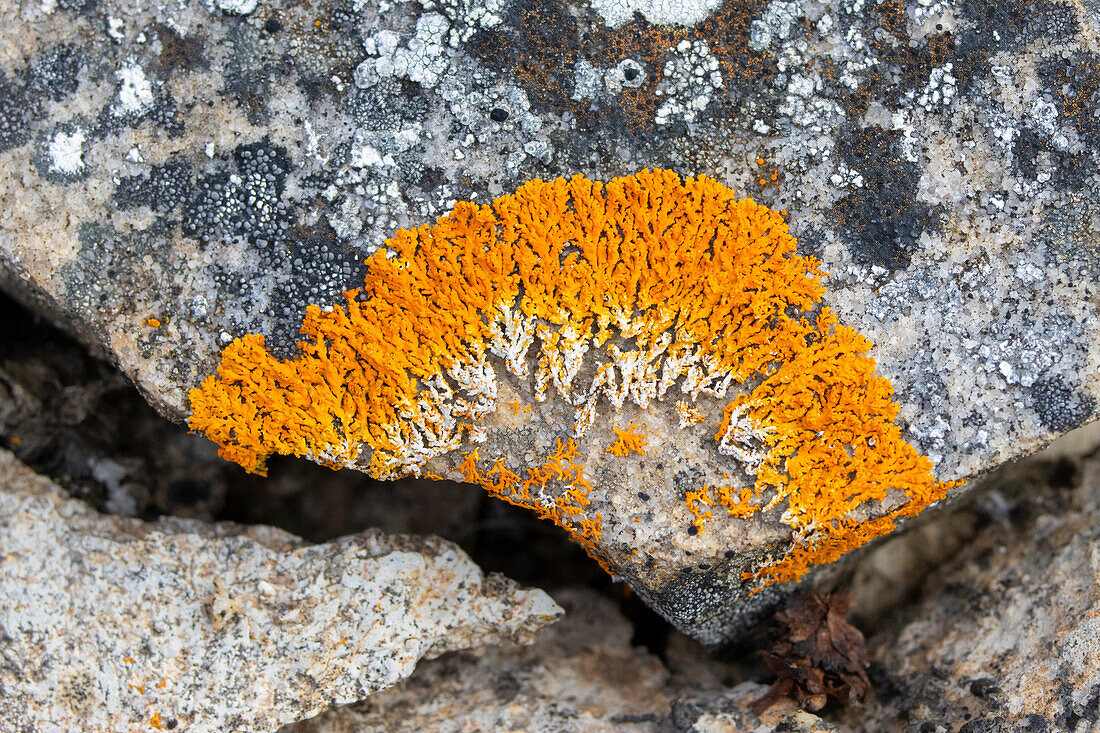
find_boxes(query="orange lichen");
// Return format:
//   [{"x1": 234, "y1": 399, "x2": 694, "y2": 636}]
[
  {"x1": 606, "y1": 424, "x2": 648, "y2": 457},
  {"x1": 144, "y1": 317, "x2": 162, "y2": 328},
  {"x1": 190, "y1": 169, "x2": 822, "y2": 476},
  {"x1": 458, "y1": 438, "x2": 607, "y2": 563},
  {"x1": 190, "y1": 168, "x2": 957, "y2": 589},
  {"x1": 712, "y1": 311, "x2": 963, "y2": 586},
  {"x1": 676, "y1": 400, "x2": 706, "y2": 428}
]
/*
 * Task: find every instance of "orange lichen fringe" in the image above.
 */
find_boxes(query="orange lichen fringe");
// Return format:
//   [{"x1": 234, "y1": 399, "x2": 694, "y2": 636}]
[
  {"x1": 606, "y1": 424, "x2": 648, "y2": 457},
  {"x1": 189, "y1": 168, "x2": 955, "y2": 587},
  {"x1": 713, "y1": 310, "x2": 963, "y2": 587},
  {"x1": 687, "y1": 484, "x2": 760, "y2": 529},
  {"x1": 458, "y1": 438, "x2": 610, "y2": 569}
]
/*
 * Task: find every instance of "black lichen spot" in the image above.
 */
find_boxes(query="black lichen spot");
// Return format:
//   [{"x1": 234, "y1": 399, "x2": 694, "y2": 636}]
[
  {"x1": 1040, "y1": 52, "x2": 1100, "y2": 149},
  {"x1": 223, "y1": 23, "x2": 276, "y2": 125},
  {"x1": 489, "y1": 107, "x2": 509, "y2": 122},
  {"x1": 417, "y1": 166, "x2": 445, "y2": 193},
  {"x1": 832, "y1": 126, "x2": 940, "y2": 271},
  {"x1": 958, "y1": 0, "x2": 1037, "y2": 55},
  {"x1": 469, "y1": 25, "x2": 511, "y2": 65},
  {"x1": 1012, "y1": 128, "x2": 1096, "y2": 191},
  {"x1": 94, "y1": 63, "x2": 184, "y2": 137},
  {"x1": 1024, "y1": 0, "x2": 1082, "y2": 43},
  {"x1": 958, "y1": 716, "x2": 1007, "y2": 733},
  {"x1": 959, "y1": 0, "x2": 1079, "y2": 55},
  {"x1": 504, "y1": 0, "x2": 579, "y2": 111},
  {"x1": 0, "y1": 72, "x2": 29, "y2": 153},
  {"x1": 26, "y1": 44, "x2": 84, "y2": 102},
  {"x1": 839, "y1": 25, "x2": 955, "y2": 116},
  {"x1": 1017, "y1": 714, "x2": 1050, "y2": 733},
  {"x1": 0, "y1": 44, "x2": 85, "y2": 154},
  {"x1": 64, "y1": 222, "x2": 176, "y2": 316},
  {"x1": 1029, "y1": 376, "x2": 1096, "y2": 433},
  {"x1": 673, "y1": 467, "x2": 704, "y2": 498},
  {"x1": 266, "y1": 224, "x2": 370, "y2": 356},
  {"x1": 183, "y1": 139, "x2": 292, "y2": 249},
  {"x1": 154, "y1": 24, "x2": 208, "y2": 78},
  {"x1": 952, "y1": 0, "x2": 1081, "y2": 92},
  {"x1": 264, "y1": 16, "x2": 283, "y2": 34},
  {"x1": 151, "y1": 90, "x2": 186, "y2": 137},
  {"x1": 114, "y1": 158, "x2": 193, "y2": 213},
  {"x1": 1057, "y1": 681, "x2": 1100, "y2": 731}
]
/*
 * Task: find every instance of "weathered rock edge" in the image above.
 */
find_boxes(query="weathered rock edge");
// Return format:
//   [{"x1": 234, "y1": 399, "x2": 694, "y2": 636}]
[{"x1": 0, "y1": 448, "x2": 562, "y2": 733}]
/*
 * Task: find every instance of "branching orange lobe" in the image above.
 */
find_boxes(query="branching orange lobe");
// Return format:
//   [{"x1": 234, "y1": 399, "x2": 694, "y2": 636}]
[{"x1": 189, "y1": 169, "x2": 957, "y2": 589}]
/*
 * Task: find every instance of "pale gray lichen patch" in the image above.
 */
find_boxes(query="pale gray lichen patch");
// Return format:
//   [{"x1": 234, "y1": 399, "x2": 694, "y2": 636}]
[
  {"x1": 588, "y1": 0, "x2": 724, "y2": 27},
  {"x1": 654, "y1": 39, "x2": 723, "y2": 126}
]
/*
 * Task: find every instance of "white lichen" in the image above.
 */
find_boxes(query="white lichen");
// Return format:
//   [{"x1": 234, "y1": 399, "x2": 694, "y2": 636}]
[
  {"x1": 47, "y1": 128, "x2": 85, "y2": 177},
  {"x1": 653, "y1": 40, "x2": 723, "y2": 126},
  {"x1": 115, "y1": 61, "x2": 154, "y2": 117},
  {"x1": 589, "y1": 0, "x2": 722, "y2": 28}
]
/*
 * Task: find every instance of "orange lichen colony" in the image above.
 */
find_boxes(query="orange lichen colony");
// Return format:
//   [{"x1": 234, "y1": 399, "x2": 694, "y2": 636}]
[
  {"x1": 606, "y1": 424, "x2": 648, "y2": 457},
  {"x1": 189, "y1": 169, "x2": 958, "y2": 587}
]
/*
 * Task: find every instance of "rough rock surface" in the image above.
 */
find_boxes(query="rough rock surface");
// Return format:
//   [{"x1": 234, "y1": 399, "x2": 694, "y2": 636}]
[
  {"x1": 0, "y1": 448, "x2": 561, "y2": 733},
  {"x1": 281, "y1": 588, "x2": 846, "y2": 733},
  {"x1": 1, "y1": 0, "x2": 1098, "y2": 643},
  {"x1": 0, "y1": 288, "x2": 486, "y2": 542},
  {"x1": 841, "y1": 434, "x2": 1100, "y2": 731}
]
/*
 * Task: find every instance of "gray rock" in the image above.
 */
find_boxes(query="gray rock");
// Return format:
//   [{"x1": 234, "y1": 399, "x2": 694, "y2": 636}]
[
  {"x1": 280, "y1": 588, "x2": 845, "y2": 733},
  {"x1": 840, "y1": 440, "x2": 1100, "y2": 731},
  {"x1": 0, "y1": 448, "x2": 561, "y2": 733},
  {"x1": 0, "y1": 0, "x2": 1098, "y2": 644}
]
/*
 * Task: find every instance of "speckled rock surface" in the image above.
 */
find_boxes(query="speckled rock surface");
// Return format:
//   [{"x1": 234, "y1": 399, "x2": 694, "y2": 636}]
[
  {"x1": 1, "y1": 0, "x2": 1098, "y2": 644},
  {"x1": 0, "y1": 447, "x2": 561, "y2": 733},
  {"x1": 839, "y1": 441, "x2": 1100, "y2": 731},
  {"x1": 280, "y1": 588, "x2": 846, "y2": 733}
]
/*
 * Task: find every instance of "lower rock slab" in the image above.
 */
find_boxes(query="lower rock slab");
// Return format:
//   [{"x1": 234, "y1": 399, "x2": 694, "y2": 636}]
[{"x1": 0, "y1": 448, "x2": 561, "y2": 733}]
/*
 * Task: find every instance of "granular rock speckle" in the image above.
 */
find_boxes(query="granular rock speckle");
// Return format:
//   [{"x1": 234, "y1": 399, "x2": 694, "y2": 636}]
[{"x1": 0, "y1": 0, "x2": 1098, "y2": 647}]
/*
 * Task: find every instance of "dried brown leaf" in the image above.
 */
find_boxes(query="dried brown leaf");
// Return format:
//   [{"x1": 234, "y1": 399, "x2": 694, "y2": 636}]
[{"x1": 752, "y1": 590, "x2": 871, "y2": 716}]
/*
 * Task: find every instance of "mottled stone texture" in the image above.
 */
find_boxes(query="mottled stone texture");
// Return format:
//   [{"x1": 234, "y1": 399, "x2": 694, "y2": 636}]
[
  {"x1": 0, "y1": 0, "x2": 1097, "y2": 643},
  {"x1": 841, "y1": 433, "x2": 1100, "y2": 731},
  {"x1": 0, "y1": 448, "x2": 561, "y2": 733},
  {"x1": 281, "y1": 589, "x2": 846, "y2": 733}
]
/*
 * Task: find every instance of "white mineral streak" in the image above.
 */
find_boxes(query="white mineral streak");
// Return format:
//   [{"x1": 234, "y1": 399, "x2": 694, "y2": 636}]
[
  {"x1": 47, "y1": 127, "x2": 85, "y2": 176},
  {"x1": 370, "y1": 295, "x2": 754, "y2": 477},
  {"x1": 589, "y1": 0, "x2": 723, "y2": 27},
  {"x1": 115, "y1": 60, "x2": 154, "y2": 116},
  {"x1": 716, "y1": 401, "x2": 772, "y2": 470},
  {"x1": 0, "y1": 449, "x2": 561, "y2": 733}
]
